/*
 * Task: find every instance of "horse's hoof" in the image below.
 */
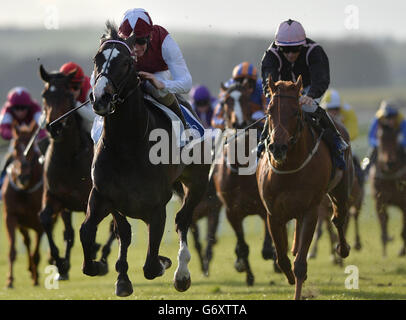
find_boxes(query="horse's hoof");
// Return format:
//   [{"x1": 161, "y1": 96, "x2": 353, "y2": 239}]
[
  {"x1": 246, "y1": 275, "x2": 254, "y2": 286},
  {"x1": 82, "y1": 261, "x2": 101, "y2": 277},
  {"x1": 234, "y1": 260, "x2": 246, "y2": 273},
  {"x1": 286, "y1": 272, "x2": 295, "y2": 285},
  {"x1": 336, "y1": 243, "x2": 350, "y2": 258},
  {"x1": 115, "y1": 279, "x2": 133, "y2": 297},
  {"x1": 398, "y1": 247, "x2": 406, "y2": 257},
  {"x1": 6, "y1": 283, "x2": 13, "y2": 289},
  {"x1": 97, "y1": 261, "x2": 109, "y2": 276},
  {"x1": 262, "y1": 249, "x2": 275, "y2": 261},
  {"x1": 56, "y1": 273, "x2": 69, "y2": 281},
  {"x1": 174, "y1": 276, "x2": 191, "y2": 292},
  {"x1": 354, "y1": 242, "x2": 362, "y2": 251},
  {"x1": 159, "y1": 256, "x2": 172, "y2": 270},
  {"x1": 57, "y1": 259, "x2": 70, "y2": 276}
]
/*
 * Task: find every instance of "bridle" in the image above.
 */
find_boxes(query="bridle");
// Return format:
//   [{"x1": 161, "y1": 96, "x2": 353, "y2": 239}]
[
  {"x1": 92, "y1": 40, "x2": 140, "y2": 113},
  {"x1": 268, "y1": 92, "x2": 303, "y2": 147}
]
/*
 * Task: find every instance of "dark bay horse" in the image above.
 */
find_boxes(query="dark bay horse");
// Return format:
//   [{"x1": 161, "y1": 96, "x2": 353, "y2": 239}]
[
  {"x1": 213, "y1": 83, "x2": 278, "y2": 286},
  {"x1": 39, "y1": 65, "x2": 115, "y2": 280},
  {"x1": 371, "y1": 120, "x2": 406, "y2": 256},
  {"x1": 309, "y1": 156, "x2": 365, "y2": 264},
  {"x1": 1, "y1": 122, "x2": 44, "y2": 288},
  {"x1": 256, "y1": 76, "x2": 354, "y2": 299},
  {"x1": 79, "y1": 22, "x2": 210, "y2": 297}
]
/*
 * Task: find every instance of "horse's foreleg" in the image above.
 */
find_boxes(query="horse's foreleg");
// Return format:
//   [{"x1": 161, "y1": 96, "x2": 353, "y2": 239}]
[
  {"x1": 308, "y1": 216, "x2": 323, "y2": 259},
  {"x1": 203, "y1": 207, "x2": 221, "y2": 276},
  {"x1": 99, "y1": 219, "x2": 117, "y2": 272},
  {"x1": 376, "y1": 201, "x2": 389, "y2": 257},
  {"x1": 353, "y1": 210, "x2": 362, "y2": 251},
  {"x1": 399, "y1": 207, "x2": 406, "y2": 256},
  {"x1": 19, "y1": 227, "x2": 34, "y2": 282},
  {"x1": 190, "y1": 222, "x2": 205, "y2": 275},
  {"x1": 267, "y1": 215, "x2": 295, "y2": 285},
  {"x1": 293, "y1": 209, "x2": 318, "y2": 300},
  {"x1": 226, "y1": 209, "x2": 254, "y2": 286},
  {"x1": 80, "y1": 188, "x2": 111, "y2": 277},
  {"x1": 5, "y1": 214, "x2": 17, "y2": 288},
  {"x1": 112, "y1": 211, "x2": 133, "y2": 297},
  {"x1": 261, "y1": 216, "x2": 279, "y2": 273},
  {"x1": 32, "y1": 230, "x2": 43, "y2": 286},
  {"x1": 291, "y1": 218, "x2": 302, "y2": 257},
  {"x1": 59, "y1": 209, "x2": 74, "y2": 280},
  {"x1": 39, "y1": 203, "x2": 62, "y2": 270}
]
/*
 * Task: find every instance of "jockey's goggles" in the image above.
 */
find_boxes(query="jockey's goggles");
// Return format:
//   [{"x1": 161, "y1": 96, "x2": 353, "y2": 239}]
[
  {"x1": 279, "y1": 45, "x2": 302, "y2": 53},
  {"x1": 12, "y1": 105, "x2": 29, "y2": 111},
  {"x1": 134, "y1": 37, "x2": 149, "y2": 45}
]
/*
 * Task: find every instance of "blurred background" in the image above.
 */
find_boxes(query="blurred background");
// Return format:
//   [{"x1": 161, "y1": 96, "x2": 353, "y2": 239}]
[{"x1": 1, "y1": 0, "x2": 406, "y2": 154}]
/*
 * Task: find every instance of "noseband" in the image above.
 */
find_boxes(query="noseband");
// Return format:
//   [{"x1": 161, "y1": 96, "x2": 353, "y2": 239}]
[{"x1": 93, "y1": 40, "x2": 139, "y2": 111}]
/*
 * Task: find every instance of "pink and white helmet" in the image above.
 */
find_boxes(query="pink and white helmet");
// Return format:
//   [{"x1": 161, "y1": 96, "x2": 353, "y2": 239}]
[
  {"x1": 275, "y1": 19, "x2": 306, "y2": 46},
  {"x1": 118, "y1": 8, "x2": 153, "y2": 39}
]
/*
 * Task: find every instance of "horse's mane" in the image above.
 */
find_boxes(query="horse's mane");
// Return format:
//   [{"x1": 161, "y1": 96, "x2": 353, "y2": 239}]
[{"x1": 101, "y1": 20, "x2": 120, "y2": 43}]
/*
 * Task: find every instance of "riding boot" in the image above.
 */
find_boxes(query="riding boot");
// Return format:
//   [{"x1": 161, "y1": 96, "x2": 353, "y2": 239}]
[
  {"x1": 257, "y1": 118, "x2": 269, "y2": 158},
  {"x1": 157, "y1": 93, "x2": 188, "y2": 128},
  {"x1": 313, "y1": 106, "x2": 349, "y2": 153}
]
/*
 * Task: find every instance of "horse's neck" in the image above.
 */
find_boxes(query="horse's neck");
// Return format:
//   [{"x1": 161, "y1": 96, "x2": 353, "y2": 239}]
[
  {"x1": 51, "y1": 118, "x2": 85, "y2": 158},
  {"x1": 284, "y1": 124, "x2": 316, "y2": 167},
  {"x1": 103, "y1": 89, "x2": 150, "y2": 151}
]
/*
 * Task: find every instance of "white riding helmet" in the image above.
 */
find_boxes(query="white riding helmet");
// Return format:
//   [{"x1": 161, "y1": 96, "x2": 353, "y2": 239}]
[
  {"x1": 275, "y1": 19, "x2": 306, "y2": 46},
  {"x1": 320, "y1": 89, "x2": 342, "y2": 110}
]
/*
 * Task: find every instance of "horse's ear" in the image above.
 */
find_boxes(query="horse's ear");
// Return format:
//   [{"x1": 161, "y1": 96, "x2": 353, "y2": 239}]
[
  {"x1": 39, "y1": 64, "x2": 51, "y2": 83},
  {"x1": 267, "y1": 74, "x2": 277, "y2": 95},
  {"x1": 295, "y1": 75, "x2": 303, "y2": 93},
  {"x1": 66, "y1": 69, "x2": 77, "y2": 82}
]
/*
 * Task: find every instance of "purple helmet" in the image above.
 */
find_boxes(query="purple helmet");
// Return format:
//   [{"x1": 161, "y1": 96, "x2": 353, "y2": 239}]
[{"x1": 191, "y1": 85, "x2": 211, "y2": 102}]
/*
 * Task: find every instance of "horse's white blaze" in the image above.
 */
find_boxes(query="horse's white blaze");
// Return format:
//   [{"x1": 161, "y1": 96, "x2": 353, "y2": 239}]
[
  {"x1": 93, "y1": 76, "x2": 109, "y2": 99},
  {"x1": 175, "y1": 240, "x2": 191, "y2": 280},
  {"x1": 230, "y1": 91, "x2": 243, "y2": 125},
  {"x1": 92, "y1": 48, "x2": 120, "y2": 99},
  {"x1": 102, "y1": 48, "x2": 120, "y2": 72}
]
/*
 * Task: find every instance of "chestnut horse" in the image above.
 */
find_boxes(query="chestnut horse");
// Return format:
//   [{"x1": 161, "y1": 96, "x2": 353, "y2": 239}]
[
  {"x1": 256, "y1": 76, "x2": 354, "y2": 299},
  {"x1": 1, "y1": 122, "x2": 44, "y2": 288},
  {"x1": 213, "y1": 82, "x2": 278, "y2": 286},
  {"x1": 371, "y1": 120, "x2": 406, "y2": 256},
  {"x1": 79, "y1": 23, "x2": 210, "y2": 297},
  {"x1": 38, "y1": 65, "x2": 115, "y2": 280},
  {"x1": 309, "y1": 156, "x2": 365, "y2": 265}
]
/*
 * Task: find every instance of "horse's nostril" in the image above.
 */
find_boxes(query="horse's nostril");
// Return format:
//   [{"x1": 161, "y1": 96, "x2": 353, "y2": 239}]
[
  {"x1": 101, "y1": 93, "x2": 112, "y2": 103},
  {"x1": 281, "y1": 145, "x2": 288, "y2": 152}
]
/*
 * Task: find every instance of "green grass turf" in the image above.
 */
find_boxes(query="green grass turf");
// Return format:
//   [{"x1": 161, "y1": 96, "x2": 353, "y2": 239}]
[{"x1": 0, "y1": 183, "x2": 405, "y2": 300}]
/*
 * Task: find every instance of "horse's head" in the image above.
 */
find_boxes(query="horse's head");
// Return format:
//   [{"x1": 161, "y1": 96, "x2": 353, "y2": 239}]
[
  {"x1": 222, "y1": 82, "x2": 251, "y2": 129},
  {"x1": 377, "y1": 120, "x2": 403, "y2": 173},
  {"x1": 91, "y1": 21, "x2": 138, "y2": 116},
  {"x1": 265, "y1": 75, "x2": 303, "y2": 163},
  {"x1": 39, "y1": 64, "x2": 75, "y2": 139},
  {"x1": 10, "y1": 122, "x2": 39, "y2": 189}
]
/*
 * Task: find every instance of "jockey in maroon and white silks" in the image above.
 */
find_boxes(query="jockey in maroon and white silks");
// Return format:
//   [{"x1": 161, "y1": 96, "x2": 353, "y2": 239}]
[{"x1": 118, "y1": 8, "x2": 192, "y2": 122}]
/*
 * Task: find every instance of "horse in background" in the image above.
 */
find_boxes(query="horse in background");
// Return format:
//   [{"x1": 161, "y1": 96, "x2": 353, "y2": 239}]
[
  {"x1": 256, "y1": 76, "x2": 354, "y2": 299},
  {"x1": 173, "y1": 178, "x2": 222, "y2": 276},
  {"x1": 79, "y1": 23, "x2": 210, "y2": 297},
  {"x1": 38, "y1": 65, "x2": 115, "y2": 280},
  {"x1": 1, "y1": 122, "x2": 44, "y2": 288},
  {"x1": 213, "y1": 82, "x2": 278, "y2": 287},
  {"x1": 371, "y1": 119, "x2": 406, "y2": 256},
  {"x1": 309, "y1": 155, "x2": 365, "y2": 264}
]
